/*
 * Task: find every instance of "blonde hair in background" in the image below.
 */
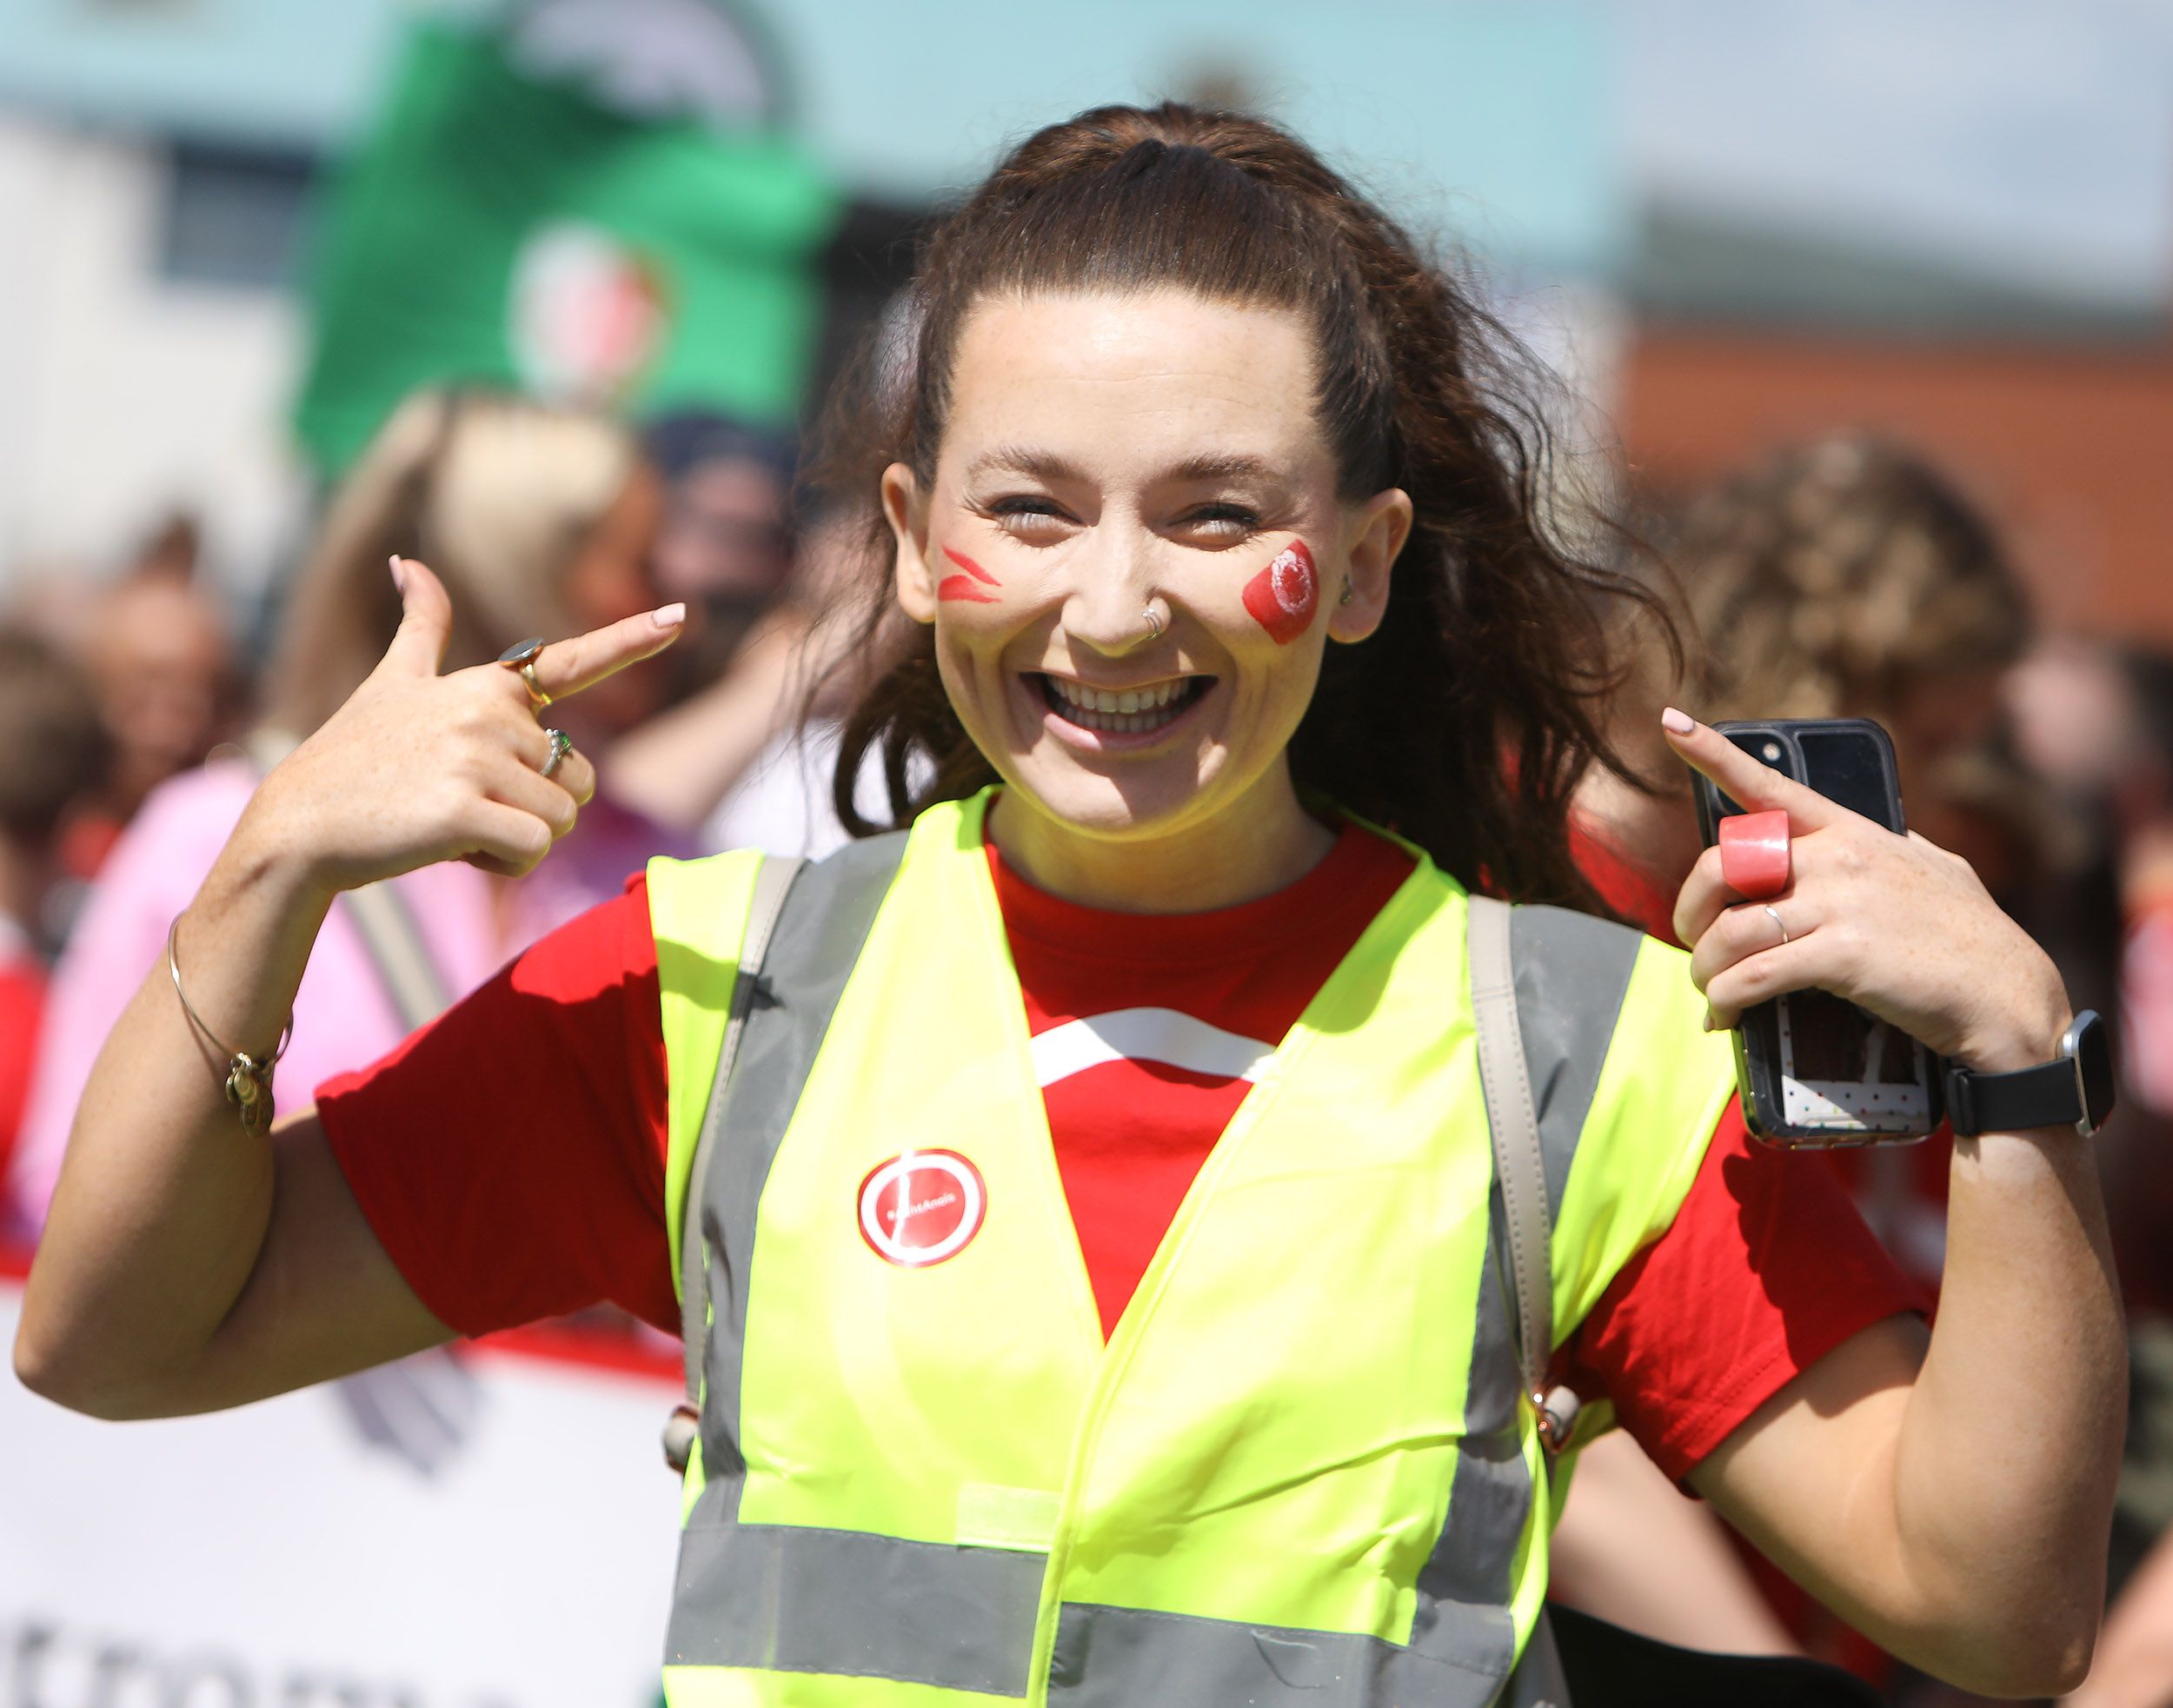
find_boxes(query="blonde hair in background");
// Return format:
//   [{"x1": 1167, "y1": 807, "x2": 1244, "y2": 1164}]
[
  {"x1": 262, "y1": 389, "x2": 641, "y2": 737},
  {"x1": 1669, "y1": 435, "x2": 2032, "y2": 725}
]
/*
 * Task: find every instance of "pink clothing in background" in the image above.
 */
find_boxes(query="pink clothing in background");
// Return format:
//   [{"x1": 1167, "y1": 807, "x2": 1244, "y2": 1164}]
[
  {"x1": 5, "y1": 757, "x2": 691, "y2": 1235},
  {"x1": 2125, "y1": 900, "x2": 2173, "y2": 1119}
]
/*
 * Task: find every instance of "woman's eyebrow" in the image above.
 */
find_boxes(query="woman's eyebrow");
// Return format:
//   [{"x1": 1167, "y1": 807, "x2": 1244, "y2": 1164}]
[
  {"x1": 962, "y1": 445, "x2": 1081, "y2": 485},
  {"x1": 1162, "y1": 453, "x2": 1286, "y2": 486},
  {"x1": 960, "y1": 449, "x2": 1290, "y2": 488}
]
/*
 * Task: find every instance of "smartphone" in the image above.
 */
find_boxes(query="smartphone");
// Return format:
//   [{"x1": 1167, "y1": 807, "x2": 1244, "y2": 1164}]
[{"x1": 1692, "y1": 718, "x2": 1943, "y2": 1146}]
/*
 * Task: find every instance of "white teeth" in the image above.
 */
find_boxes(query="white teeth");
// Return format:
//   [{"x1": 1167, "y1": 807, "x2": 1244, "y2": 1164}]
[{"x1": 1042, "y1": 674, "x2": 1200, "y2": 735}]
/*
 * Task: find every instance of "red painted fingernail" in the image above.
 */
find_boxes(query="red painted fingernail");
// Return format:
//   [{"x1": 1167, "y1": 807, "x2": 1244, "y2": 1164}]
[
  {"x1": 652, "y1": 603, "x2": 687, "y2": 628},
  {"x1": 1661, "y1": 706, "x2": 1694, "y2": 735},
  {"x1": 388, "y1": 555, "x2": 406, "y2": 593}
]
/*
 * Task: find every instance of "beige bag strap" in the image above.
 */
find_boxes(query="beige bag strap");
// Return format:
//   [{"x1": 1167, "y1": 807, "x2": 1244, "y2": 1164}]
[
  {"x1": 1467, "y1": 894, "x2": 1579, "y2": 1451},
  {"x1": 340, "y1": 884, "x2": 453, "y2": 1033}
]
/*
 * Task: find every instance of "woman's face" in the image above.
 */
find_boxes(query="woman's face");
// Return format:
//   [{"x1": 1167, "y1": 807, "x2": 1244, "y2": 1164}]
[{"x1": 883, "y1": 289, "x2": 1409, "y2": 854}]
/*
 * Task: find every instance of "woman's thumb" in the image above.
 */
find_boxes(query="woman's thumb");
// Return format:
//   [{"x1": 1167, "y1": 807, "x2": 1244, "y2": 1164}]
[{"x1": 381, "y1": 555, "x2": 455, "y2": 678}]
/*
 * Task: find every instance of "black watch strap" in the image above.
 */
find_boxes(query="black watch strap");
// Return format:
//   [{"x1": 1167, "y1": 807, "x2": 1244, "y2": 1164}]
[
  {"x1": 1944, "y1": 1011, "x2": 2110, "y2": 1138},
  {"x1": 1944, "y1": 1060, "x2": 2083, "y2": 1137}
]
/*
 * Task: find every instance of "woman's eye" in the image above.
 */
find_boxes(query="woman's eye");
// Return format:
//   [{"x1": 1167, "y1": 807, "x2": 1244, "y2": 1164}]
[
  {"x1": 987, "y1": 496, "x2": 1075, "y2": 536},
  {"x1": 1179, "y1": 505, "x2": 1260, "y2": 539}
]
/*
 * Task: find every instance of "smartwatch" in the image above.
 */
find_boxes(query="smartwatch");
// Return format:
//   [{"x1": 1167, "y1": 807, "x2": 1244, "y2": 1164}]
[{"x1": 1944, "y1": 1009, "x2": 2116, "y2": 1139}]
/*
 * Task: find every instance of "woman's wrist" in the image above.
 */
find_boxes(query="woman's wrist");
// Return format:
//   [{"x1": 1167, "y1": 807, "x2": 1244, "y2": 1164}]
[
  {"x1": 1951, "y1": 962, "x2": 2075, "y2": 1078},
  {"x1": 214, "y1": 788, "x2": 347, "y2": 922}
]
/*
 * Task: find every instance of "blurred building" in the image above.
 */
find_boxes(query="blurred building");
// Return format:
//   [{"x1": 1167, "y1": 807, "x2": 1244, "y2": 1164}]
[
  {"x1": 0, "y1": 0, "x2": 1623, "y2": 612},
  {"x1": 1613, "y1": 1, "x2": 2173, "y2": 648},
  {"x1": 1618, "y1": 203, "x2": 2173, "y2": 647}
]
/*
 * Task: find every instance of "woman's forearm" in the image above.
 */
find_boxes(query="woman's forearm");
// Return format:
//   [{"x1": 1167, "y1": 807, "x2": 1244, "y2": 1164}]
[
  {"x1": 1889, "y1": 1114, "x2": 2125, "y2": 1691},
  {"x1": 16, "y1": 815, "x2": 333, "y2": 1414},
  {"x1": 17, "y1": 561, "x2": 681, "y2": 1416},
  {"x1": 2066, "y1": 1518, "x2": 2173, "y2": 1705}
]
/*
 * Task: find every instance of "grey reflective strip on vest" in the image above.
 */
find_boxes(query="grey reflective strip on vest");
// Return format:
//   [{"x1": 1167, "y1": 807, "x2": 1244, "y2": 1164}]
[
  {"x1": 1502, "y1": 906, "x2": 1644, "y2": 1226},
  {"x1": 668, "y1": 1499, "x2": 1044, "y2": 1694},
  {"x1": 1046, "y1": 1601, "x2": 1518, "y2": 1708},
  {"x1": 682, "y1": 830, "x2": 908, "y2": 1502},
  {"x1": 669, "y1": 880, "x2": 1644, "y2": 1705}
]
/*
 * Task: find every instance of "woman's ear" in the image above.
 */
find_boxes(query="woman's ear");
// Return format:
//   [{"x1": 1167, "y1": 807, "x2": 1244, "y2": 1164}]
[
  {"x1": 1330, "y1": 488, "x2": 1413, "y2": 644},
  {"x1": 883, "y1": 462, "x2": 937, "y2": 625}
]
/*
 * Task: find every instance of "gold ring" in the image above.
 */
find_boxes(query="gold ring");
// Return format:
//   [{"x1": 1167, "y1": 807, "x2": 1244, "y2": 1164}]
[{"x1": 498, "y1": 637, "x2": 553, "y2": 712}]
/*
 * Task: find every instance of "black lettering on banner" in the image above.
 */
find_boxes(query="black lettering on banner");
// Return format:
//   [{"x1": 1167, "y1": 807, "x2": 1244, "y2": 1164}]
[
  {"x1": 168, "y1": 1654, "x2": 253, "y2": 1707},
  {"x1": 10, "y1": 1620, "x2": 56, "y2": 1708},
  {"x1": 2, "y1": 1619, "x2": 528, "y2": 1708},
  {"x1": 89, "y1": 1638, "x2": 150, "y2": 1705}
]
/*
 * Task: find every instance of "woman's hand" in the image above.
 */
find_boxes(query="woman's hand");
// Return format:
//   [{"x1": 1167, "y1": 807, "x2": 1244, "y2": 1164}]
[
  {"x1": 1664, "y1": 708, "x2": 2070, "y2": 1074},
  {"x1": 242, "y1": 557, "x2": 683, "y2": 896}
]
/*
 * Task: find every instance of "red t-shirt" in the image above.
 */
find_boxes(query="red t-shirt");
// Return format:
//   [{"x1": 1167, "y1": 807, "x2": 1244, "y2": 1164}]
[
  {"x1": 0, "y1": 954, "x2": 46, "y2": 1193},
  {"x1": 320, "y1": 824, "x2": 1923, "y2": 1482},
  {"x1": 1571, "y1": 817, "x2": 1955, "y2": 1292}
]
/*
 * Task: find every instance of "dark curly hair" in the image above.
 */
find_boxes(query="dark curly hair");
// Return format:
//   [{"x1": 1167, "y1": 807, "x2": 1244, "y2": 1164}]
[{"x1": 1669, "y1": 435, "x2": 2030, "y2": 723}]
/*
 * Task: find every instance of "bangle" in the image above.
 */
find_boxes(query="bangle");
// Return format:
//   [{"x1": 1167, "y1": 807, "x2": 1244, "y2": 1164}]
[{"x1": 166, "y1": 914, "x2": 294, "y2": 1139}]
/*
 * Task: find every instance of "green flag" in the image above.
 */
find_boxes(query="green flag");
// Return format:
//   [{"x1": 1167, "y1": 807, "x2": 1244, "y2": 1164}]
[{"x1": 294, "y1": 18, "x2": 841, "y2": 475}]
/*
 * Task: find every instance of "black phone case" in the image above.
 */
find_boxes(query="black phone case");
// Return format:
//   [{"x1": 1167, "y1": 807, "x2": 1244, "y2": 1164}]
[{"x1": 1691, "y1": 718, "x2": 1943, "y2": 1146}]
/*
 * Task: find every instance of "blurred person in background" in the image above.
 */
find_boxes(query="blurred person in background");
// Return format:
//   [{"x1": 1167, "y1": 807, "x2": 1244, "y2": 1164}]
[
  {"x1": 1576, "y1": 435, "x2": 2032, "y2": 949},
  {"x1": 2004, "y1": 641, "x2": 2173, "y2": 1708},
  {"x1": 5, "y1": 386, "x2": 691, "y2": 1235},
  {"x1": 605, "y1": 409, "x2": 822, "y2": 848},
  {"x1": 0, "y1": 632, "x2": 110, "y2": 1197},
  {"x1": 1558, "y1": 435, "x2": 2060, "y2": 1697},
  {"x1": 84, "y1": 519, "x2": 246, "y2": 827},
  {"x1": 641, "y1": 411, "x2": 799, "y2": 699},
  {"x1": 26, "y1": 517, "x2": 246, "y2": 886},
  {"x1": 609, "y1": 409, "x2": 897, "y2": 857}
]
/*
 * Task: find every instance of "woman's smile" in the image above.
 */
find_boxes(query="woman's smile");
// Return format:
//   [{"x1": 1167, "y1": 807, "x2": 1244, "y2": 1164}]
[{"x1": 1027, "y1": 669, "x2": 1217, "y2": 748}]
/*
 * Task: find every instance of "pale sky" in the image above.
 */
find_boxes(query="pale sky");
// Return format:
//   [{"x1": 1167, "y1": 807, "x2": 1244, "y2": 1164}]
[
  {"x1": 1622, "y1": 0, "x2": 2173, "y2": 303},
  {"x1": 2, "y1": 0, "x2": 2169, "y2": 302}
]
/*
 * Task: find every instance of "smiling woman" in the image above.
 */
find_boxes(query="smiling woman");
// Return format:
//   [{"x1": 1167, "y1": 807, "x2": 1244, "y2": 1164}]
[
  {"x1": 811, "y1": 110, "x2": 1661, "y2": 914},
  {"x1": 17, "y1": 103, "x2": 2124, "y2": 1708}
]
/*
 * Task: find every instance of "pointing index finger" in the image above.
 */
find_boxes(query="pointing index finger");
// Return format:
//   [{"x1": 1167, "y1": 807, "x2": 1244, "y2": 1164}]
[
  {"x1": 1659, "y1": 707, "x2": 1844, "y2": 834},
  {"x1": 525, "y1": 603, "x2": 687, "y2": 703}
]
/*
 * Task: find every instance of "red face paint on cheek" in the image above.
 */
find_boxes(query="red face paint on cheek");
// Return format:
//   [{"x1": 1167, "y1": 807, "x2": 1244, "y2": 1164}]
[
  {"x1": 937, "y1": 545, "x2": 1002, "y2": 604},
  {"x1": 1241, "y1": 540, "x2": 1319, "y2": 645}
]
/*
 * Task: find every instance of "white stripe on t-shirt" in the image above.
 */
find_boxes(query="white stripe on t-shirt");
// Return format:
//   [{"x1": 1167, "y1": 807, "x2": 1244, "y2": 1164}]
[{"x1": 1028, "y1": 1007, "x2": 1274, "y2": 1090}]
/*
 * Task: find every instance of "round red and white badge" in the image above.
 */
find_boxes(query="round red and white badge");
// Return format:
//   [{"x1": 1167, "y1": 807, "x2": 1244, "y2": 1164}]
[{"x1": 858, "y1": 1150, "x2": 987, "y2": 1267}]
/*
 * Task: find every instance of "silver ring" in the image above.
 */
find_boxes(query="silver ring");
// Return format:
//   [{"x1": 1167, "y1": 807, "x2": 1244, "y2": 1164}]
[
  {"x1": 540, "y1": 727, "x2": 573, "y2": 781},
  {"x1": 1141, "y1": 606, "x2": 1164, "y2": 643},
  {"x1": 1762, "y1": 904, "x2": 1789, "y2": 946}
]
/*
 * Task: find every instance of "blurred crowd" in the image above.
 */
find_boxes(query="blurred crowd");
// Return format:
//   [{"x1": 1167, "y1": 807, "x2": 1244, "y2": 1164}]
[{"x1": 4, "y1": 369, "x2": 2173, "y2": 1703}]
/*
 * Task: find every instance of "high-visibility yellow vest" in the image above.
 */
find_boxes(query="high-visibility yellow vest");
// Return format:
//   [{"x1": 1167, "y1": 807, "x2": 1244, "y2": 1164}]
[{"x1": 647, "y1": 791, "x2": 1735, "y2": 1706}]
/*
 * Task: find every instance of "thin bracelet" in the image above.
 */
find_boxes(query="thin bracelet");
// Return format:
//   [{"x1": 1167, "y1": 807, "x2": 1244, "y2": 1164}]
[{"x1": 167, "y1": 914, "x2": 294, "y2": 1139}]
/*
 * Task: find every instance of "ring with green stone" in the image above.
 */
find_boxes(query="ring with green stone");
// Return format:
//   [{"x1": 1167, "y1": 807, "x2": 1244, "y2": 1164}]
[{"x1": 539, "y1": 727, "x2": 574, "y2": 781}]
